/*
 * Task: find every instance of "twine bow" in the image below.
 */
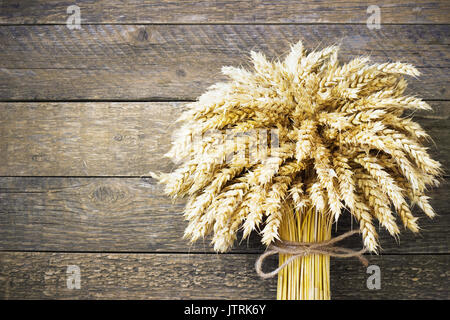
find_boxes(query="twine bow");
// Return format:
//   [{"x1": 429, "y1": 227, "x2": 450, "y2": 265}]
[{"x1": 255, "y1": 230, "x2": 369, "y2": 279}]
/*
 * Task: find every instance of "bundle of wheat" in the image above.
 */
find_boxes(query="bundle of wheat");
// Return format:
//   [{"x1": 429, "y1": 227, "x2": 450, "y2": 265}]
[{"x1": 153, "y1": 40, "x2": 441, "y2": 300}]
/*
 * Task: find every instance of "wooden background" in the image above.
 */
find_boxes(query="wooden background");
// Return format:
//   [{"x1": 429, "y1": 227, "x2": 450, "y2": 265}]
[{"x1": 0, "y1": 0, "x2": 449, "y2": 299}]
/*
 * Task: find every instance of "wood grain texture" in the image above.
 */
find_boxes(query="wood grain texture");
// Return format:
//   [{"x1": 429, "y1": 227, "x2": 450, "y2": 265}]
[
  {"x1": 1, "y1": 0, "x2": 449, "y2": 24},
  {"x1": 0, "y1": 177, "x2": 447, "y2": 254},
  {"x1": 0, "y1": 252, "x2": 448, "y2": 299},
  {"x1": 1, "y1": 102, "x2": 448, "y2": 176},
  {"x1": 0, "y1": 102, "x2": 181, "y2": 176},
  {"x1": 0, "y1": 1, "x2": 448, "y2": 301},
  {"x1": 0, "y1": 25, "x2": 448, "y2": 100}
]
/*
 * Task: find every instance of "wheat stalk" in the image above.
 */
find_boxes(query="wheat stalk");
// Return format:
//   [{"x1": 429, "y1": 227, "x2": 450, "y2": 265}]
[{"x1": 153, "y1": 40, "x2": 442, "y2": 299}]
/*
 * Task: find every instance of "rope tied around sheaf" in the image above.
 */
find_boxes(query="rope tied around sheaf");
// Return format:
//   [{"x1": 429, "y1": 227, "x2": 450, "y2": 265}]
[{"x1": 255, "y1": 230, "x2": 369, "y2": 279}]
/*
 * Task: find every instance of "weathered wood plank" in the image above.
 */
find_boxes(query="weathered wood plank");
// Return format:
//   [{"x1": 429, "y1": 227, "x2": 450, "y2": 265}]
[
  {"x1": 0, "y1": 177, "x2": 447, "y2": 254},
  {"x1": 0, "y1": 252, "x2": 448, "y2": 299},
  {"x1": 1, "y1": 102, "x2": 448, "y2": 176},
  {"x1": 1, "y1": 0, "x2": 449, "y2": 24},
  {"x1": 0, "y1": 102, "x2": 181, "y2": 176},
  {"x1": 0, "y1": 25, "x2": 448, "y2": 100}
]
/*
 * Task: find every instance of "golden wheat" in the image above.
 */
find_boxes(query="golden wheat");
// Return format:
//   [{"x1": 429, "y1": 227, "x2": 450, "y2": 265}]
[{"x1": 153, "y1": 41, "x2": 441, "y2": 295}]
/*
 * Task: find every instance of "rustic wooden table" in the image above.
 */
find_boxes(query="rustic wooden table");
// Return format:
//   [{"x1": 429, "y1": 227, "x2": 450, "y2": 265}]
[{"x1": 0, "y1": 0, "x2": 448, "y2": 299}]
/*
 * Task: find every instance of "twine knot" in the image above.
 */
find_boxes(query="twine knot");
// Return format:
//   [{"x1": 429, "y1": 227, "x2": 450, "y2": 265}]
[{"x1": 255, "y1": 230, "x2": 369, "y2": 279}]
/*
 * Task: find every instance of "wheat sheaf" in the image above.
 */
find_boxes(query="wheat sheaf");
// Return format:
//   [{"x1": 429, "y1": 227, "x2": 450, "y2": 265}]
[{"x1": 154, "y1": 40, "x2": 442, "y2": 254}]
